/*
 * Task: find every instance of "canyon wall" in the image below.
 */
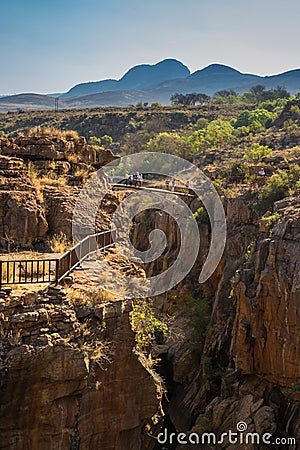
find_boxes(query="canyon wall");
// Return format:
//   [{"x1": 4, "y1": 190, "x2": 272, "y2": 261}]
[
  {"x1": 0, "y1": 286, "x2": 162, "y2": 450},
  {"x1": 133, "y1": 193, "x2": 300, "y2": 448}
]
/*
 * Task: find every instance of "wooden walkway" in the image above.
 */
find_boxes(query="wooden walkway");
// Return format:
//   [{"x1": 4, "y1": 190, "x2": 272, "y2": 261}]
[{"x1": 0, "y1": 230, "x2": 114, "y2": 287}]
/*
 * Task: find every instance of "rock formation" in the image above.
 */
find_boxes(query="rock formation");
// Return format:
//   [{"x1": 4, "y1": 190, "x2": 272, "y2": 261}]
[
  {"x1": 0, "y1": 286, "x2": 163, "y2": 450},
  {"x1": 0, "y1": 131, "x2": 117, "y2": 248}
]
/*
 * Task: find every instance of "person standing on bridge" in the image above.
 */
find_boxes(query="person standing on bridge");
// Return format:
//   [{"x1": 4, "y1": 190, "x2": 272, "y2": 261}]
[
  {"x1": 171, "y1": 179, "x2": 176, "y2": 192},
  {"x1": 186, "y1": 180, "x2": 190, "y2": 194},
  {"x1": 165, "y1": 179, "x2": 170, "y2": 190},
  {"x1": 110, "y1": 169, "x2": 115, "y2": 184},
  {"x1": 138, "y1": 173, "x2": 143, "y2": 187}
]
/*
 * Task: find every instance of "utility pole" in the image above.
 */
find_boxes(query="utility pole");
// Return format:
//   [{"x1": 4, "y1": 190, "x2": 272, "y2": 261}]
[{"x1": 54, "y1": 97, "x2": 59, "y2": 113}]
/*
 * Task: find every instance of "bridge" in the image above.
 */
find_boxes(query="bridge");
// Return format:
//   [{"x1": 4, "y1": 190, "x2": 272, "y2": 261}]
[
  {"x1": 0, "y1": 183, "x2": 194, "y2": 288},
  {"x1": 112, "y1": 182, "x2": 194, "y2": 197}
]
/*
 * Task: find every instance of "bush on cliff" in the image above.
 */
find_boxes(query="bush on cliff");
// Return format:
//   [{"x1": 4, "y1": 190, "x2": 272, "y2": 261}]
[{"x1": 258, "y1": 170, "x2": 290, "y2": 210}]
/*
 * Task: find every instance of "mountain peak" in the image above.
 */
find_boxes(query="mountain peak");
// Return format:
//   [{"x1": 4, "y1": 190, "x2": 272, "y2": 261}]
[
  {"x1": 191, "y1": 64, "x2": 242, "y2": 78},
  {"x1": 119, "y1": 59, "x2": 190, "y2": 88}
]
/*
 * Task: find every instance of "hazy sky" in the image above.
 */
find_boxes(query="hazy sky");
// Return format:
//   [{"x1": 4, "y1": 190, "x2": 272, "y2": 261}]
[{"x1": 1, "y1": 0, "x2": 299, "y2": 94}]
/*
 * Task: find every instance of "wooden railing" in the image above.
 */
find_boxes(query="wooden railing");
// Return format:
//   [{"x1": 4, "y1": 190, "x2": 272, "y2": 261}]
[{"x1": 0, "y1": 229, "x2": 114, "y2": 288}]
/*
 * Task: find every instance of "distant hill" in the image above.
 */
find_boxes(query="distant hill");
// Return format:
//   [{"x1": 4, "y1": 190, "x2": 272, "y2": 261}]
[
  {"x1": 1, "y1": 60, "x2": 300, "y2": 112},
  {"x1": 61, "y1": 59, "x2": 190, "y2": 98},
  {"x1": 0, "y1": 93, "x2": 58, "y2": 111}
]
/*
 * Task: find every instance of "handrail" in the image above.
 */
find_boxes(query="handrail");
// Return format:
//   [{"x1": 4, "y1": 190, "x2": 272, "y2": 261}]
[{"x1": 0, "y1": 229, "x2": 115, "y2": 288}]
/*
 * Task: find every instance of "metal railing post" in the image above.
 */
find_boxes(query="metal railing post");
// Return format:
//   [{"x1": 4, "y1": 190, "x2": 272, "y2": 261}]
[{"x1": 55, "y1": 259, "x2": 59, "y2": 285}]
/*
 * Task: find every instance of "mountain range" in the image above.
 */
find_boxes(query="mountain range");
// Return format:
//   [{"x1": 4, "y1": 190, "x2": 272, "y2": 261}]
[{"x1": 1, "y1": 59, "x2": 300, "y2": 111}]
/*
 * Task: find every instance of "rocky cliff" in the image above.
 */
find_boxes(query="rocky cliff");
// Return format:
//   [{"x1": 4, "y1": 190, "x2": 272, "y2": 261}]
[
  {"x1": 0, "y1": 285, "x2": 163, "y2": 450},
  {"x1": 0, "y1": 131, "x2": 116, "y2": 247},
  {"x1": 132, "y1": 192, "x2": 300, "y2": 448}
]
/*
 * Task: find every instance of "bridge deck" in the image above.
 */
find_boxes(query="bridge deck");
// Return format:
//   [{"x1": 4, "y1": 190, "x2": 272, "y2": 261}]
[{"x1": 112, "y1": 183, "x2": 194, "y2": 197}]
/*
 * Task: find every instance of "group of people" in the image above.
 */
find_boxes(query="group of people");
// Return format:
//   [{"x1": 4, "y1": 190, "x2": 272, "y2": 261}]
[
  {"x1": 165, "y1": 179, "x2": 177, "y2": 192},
  {"x1": 125, "y1": 172, "x2": 143, "y2": 187}
]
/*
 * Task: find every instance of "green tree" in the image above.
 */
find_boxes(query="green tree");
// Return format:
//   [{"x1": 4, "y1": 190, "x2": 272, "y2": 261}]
[
  {"x1": 234, "y1": 108, "x2": 274, "y2": 130},
  {"x1": 214, "y1": 89, "x2": 238, "y2": 98},
  {"x1": 204, "y1": 118, "x2": 234, "y2": 147},
  {"x1": 245, "y1": 143, "x2": 273, "y2": 162},
  {"x1": 250, "y1": 85, "x2": 266, "y2": 101},
  {"x1": 146, "y1": 132, "x2": 193, "y2": 158},
  {"x1": 170, "y1": 92, "x2": 210, "y2": 106}
]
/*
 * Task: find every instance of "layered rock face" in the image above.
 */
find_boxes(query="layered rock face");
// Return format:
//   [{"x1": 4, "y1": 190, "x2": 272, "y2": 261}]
[
  {"x1": 0, "y1": 133, "x2": 117, "y2": 247},
  {"x1": 132, "y1": 192, "x2": 300, "y2": 448},
  {"x1": 231, "y1": 196, "x2": 300, "y2": 386},
  {"x1": 0, "y1": 135, "x2": 115, "y2": 167},
  {"x1": 0, "y1": 190, "x2": 48, "y2": 246},
  {"x1": 0, "y1": 287, "x2": 162, "y2": 450},
  {"x1": 182, "y1": 195, "x2": 300, "y2": 448},
  {"x1": 0, "y1": 155, "x2": 48, "y2": 246}
]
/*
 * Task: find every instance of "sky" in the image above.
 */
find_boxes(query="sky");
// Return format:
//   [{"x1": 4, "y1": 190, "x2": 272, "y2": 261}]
[{"x1": 0, "y1": 0, "x2": 300, "y2": 95}]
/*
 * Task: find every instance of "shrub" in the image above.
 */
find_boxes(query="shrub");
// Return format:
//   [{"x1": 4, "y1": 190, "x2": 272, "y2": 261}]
[
  {"x1": 229, "y1": 162, "x2": 249, "y2": 182},
  {"x1": 130, "y1": 299, "x2": 168, "y2": 351},
  {"x1": 233, "y1": 125, "x2": 250, "y2": 137},
  {"x1": 179, "y1": 293, "x2": 211, "y2": 350},
  {"x1": 288, "y1": 163, "x2": 300, "y2": 188},
  {"x1": 47, "y1": 232, "x2": 72, "y2": 253},
  {"x1": 258, "y1": 170, "x2": 290, "y2": 210},
  {"x1": 245, "y1": 143, "x2": 273, "y2": 162},
  {"x1": 195, "y1": 117, "x2": 209, "y2": 130},
  {"x1": 101, "y1": 134, "x2": 113, "y2": 146},
  {"x1": 81, "y1": 339, "x2": 113, "y2": 369},
  {"x1": 261, "y1": 212, "x2": 282, "y2": 227},
  {"x1": 234, "y1": 108, "x2": 274, "y2": 130},
  {"x1": 89, "y1": 135, "x2": 101, "y2": 145},
  {"x1": 193, "y1": 207, "x2": 210, "y2": 226}
]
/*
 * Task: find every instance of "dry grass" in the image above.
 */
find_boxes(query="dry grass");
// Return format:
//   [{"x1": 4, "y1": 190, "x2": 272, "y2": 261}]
[
  {"x1": 38, "y1": 174, "x2": 68, "y2": 187},
  {"x1": 66, "y1": 152, "x2": 80, "y2": 163},
  {"x1": 67, "y1": 286, "x2": 109, "y2": 306},
  {"x1": 27, "y1": 161, "x2": 68, "y2": 186},
  {"x1": 27, "y1": 126, "x2": 79, "y2": 141},
  {"x1": 82, "y1": 339, "x2": 113, "y2": 368},
  {"x1": 47, "y1": 232, "x2": 72, "y2": 253},
  {"x1": 27, "y1": 162, "x2": 43, "y2": 202},
  {"x1": 73, "y1": 166, "x2": 91, "y2": 180},
  {"x1": 0, "y1": 327, "x2": 22, "y2": 348}
]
